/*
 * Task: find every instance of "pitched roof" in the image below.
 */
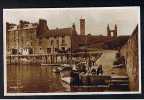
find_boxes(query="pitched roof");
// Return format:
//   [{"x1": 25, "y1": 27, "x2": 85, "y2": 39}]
[{"x1": 44, "y1": 27, "x2": 77, "y2": 37}]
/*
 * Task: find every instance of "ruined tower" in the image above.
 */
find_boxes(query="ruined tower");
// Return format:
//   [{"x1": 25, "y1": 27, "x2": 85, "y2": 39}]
[
  {"x1": 80, "y1": 17, "x2": 85, "y2": 35},
  {"x1": 107, "y1": 24, "x2": 111, "y2": 37},
  {"x1": 113, "y1": 24, "x2": 117, "y2": 38},
  {"x1": 107, "y1": 24, "x2": 117, "y2": 38},
  {"x1": 36, "y1": 19, "x2": 49, "y2": 38},
  {"x1": 72, "y1": 23, "x2": 76, "y2": 30}
]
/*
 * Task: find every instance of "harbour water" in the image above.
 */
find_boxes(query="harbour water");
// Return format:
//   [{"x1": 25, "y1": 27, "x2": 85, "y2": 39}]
[
  {"x1": 7, "y1": 64, "x2": 129, "y2": 93},
  {"x1": 7, "y1": 64, "x2": 65, "y2": 93},
  {"x1": 7, "y1": 50, "x2": 129, "y2": 93}
]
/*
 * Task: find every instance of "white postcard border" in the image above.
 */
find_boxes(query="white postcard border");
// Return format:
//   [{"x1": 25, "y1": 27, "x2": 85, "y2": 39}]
[{"x1": 3, "y1": 7, "x2": 141, "y2": 96}]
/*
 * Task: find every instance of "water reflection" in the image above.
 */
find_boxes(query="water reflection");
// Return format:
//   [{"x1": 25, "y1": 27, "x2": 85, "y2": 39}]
[
  {"x1": 7, "y1": 64, "x2": 127, "y2": 93},
  {"x1": 7, "y1": 64, "x2": 65, "y2": 93}
]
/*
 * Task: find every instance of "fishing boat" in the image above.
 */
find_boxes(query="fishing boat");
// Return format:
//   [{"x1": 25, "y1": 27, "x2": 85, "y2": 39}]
[
  {"x1": 59, "y1": 64, "x2": 72, "y2": 91},
  {"x1": 59, "y1": 64, "x2": 110, "y2": 90}
]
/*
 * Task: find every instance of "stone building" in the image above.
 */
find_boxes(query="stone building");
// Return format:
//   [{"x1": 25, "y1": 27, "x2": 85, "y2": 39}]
[
  {"x1": 36, "y1": 19, "x2": 77, "y2": 54},
  {"x1": 120, "y1": 25, "x2": 139, "y2": 91},
  {"x1": 6, "y1": 20, "x2": 38, "y2": 55},
  {"x1": 6, "y1": 19, "x2": 77, "y2": 55},
  {"x1": 6, "y1": 17, "x2": 127, "y2": 55}
]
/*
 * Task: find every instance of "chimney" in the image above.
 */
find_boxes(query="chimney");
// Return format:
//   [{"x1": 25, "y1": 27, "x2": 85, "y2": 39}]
[{"x1": 36, "y1": 19, "x2": 49, "y2": 38}]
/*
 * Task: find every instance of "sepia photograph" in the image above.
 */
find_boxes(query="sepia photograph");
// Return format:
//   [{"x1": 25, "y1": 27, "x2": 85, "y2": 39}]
[{"x1": 3, "y1": 7, "x2": 141, "y2": 96}]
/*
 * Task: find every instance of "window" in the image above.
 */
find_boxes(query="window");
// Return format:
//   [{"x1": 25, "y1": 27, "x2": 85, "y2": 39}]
[
  {"x1": 62, "y1": 39, "x2": 65, "y2": 44},
  {"x1": 12, "y1": 49, "x2": 17, "y2": 55},
  {"x1": 51, "y1": 40, "x2": 53, "y2": 45},
  {"x1": 57, "y1": 40, "x2": 59, "y2": 44},
  {"x1": 68, "y1": 48, "x2": 71, "y2": 51},
  {"x1": 61, "y1": 36, "x2": 66, "y2": 46},
  {"x1": 29, "y1": 48, "x2": 33, "y2": 54},
  {"x1": 30, "y1": 42, "x2": 32, "y2": 46},
  {"x1": 31, "y1": 33, "x2": 33, "y2": 40},
  {"x1": 47, "y1": 48, "x2": 51, "y2": 53},
  {"x1": 55, "y1": 48, "x2": 58, "y2": 52},
  {"x1": 61, "y1": 47, "x2": 65, "y2": 51},
  {"x1": 39, "y1": 39, "x2": 42, "y2": 45}
]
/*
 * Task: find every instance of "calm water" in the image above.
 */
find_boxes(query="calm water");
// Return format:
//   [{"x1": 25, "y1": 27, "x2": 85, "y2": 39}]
[
  {"x1": 7, "y1": 64, "x2": 127, "y2": 93},
  {"x1": 7, "y1": 64, "x2": 65, "y2": 93}
]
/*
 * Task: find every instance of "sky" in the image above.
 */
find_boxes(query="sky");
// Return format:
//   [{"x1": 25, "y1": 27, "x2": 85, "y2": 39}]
[{"x1": 3, "y1": 7, "x2": 140, "y2": 36}]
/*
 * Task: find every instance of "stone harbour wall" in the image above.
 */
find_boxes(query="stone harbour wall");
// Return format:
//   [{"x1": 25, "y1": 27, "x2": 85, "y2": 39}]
[{"x1": 120, "y1": 25, "x2": 139, "y2": 91}]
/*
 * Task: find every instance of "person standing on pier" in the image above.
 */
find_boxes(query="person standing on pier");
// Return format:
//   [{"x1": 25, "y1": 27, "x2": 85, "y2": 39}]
[
  {"x1": 97, "y1": 65, "x2": 103, "y2": 75},
  {"x1": 88, "y1": 58, "x2": 92, "y2": 73}
]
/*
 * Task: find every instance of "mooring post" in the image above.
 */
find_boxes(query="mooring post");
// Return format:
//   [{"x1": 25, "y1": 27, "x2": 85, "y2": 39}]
[
  {"x1": 10, "y1": 56, "x2": 11, "y2": 64},
  {"x1": 45, "y1": 55, "x2": 47, "y2": 64},
  {"x1": 50, "y1": 55, "x2": 52, "y2": 64},
  {"x1": 66, "y1": 54, "x2": 68, "y2": 64},
  {"x1": 56, "y1": 54, "x2": 57, "y2": 63}
]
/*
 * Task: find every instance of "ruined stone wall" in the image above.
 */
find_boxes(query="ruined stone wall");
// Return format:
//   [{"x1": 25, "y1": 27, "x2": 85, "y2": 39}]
[
  {"x1": 7, "y1": 30, "x2": 18, "y2": 54},
  {"x1": 120, "y1": 25, "x2": 139, "y2": 91},
  {"x1": 41, "y1": 35, "x2": 71, "y2": 54},
  {"x1": 6, "y1": 20, "x2": 73, "y2": 55},
  {"x1": 7, "y1": 25, "x2": 40, "y2": 55}
]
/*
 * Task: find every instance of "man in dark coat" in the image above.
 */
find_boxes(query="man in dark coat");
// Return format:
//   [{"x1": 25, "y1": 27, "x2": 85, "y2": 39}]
[{"x1": 97, "y1": 65, "x2": 103, "y2": 75}]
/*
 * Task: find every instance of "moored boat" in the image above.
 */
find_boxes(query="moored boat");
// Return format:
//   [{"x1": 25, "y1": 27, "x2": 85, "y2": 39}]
[
  {"x1": 59, "y1": 64, "x2": 72, "y2": 91},
  {"x1": 59, "y1": 63, "x2": 129, "y2": 91}
]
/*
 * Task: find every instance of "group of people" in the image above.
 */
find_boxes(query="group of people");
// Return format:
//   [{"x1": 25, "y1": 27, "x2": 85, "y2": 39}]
[
  {"x1": 75, "y1": 57, "x2": 104, "y2": 76},
  {"x1": 91, "y1": 65, "x2": 103, "y2": 75}
]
